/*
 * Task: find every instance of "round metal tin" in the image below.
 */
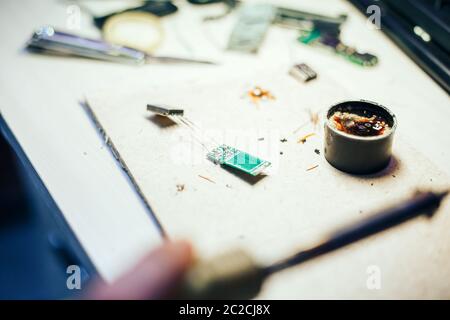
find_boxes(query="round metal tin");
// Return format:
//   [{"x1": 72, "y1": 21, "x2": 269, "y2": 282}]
[{"x1": 324, "y1": 100, "x2": 397, "y2": 174}]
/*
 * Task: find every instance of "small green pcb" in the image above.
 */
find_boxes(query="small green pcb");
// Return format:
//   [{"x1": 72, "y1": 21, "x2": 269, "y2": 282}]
[
  {"x1": 298, "y1": 29, "x2": 321, "y2": 44},
  {"x1": 297, "y1": 29, "x2": 378, "y2": 67},
  {"x1": 207, "y1": 145, "x2": 271, "y2": 176}
]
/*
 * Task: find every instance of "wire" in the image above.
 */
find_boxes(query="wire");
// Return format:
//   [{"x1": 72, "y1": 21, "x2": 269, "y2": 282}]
[{"x1": 169, "y1": 115, "x2": 219, "y2": 153}]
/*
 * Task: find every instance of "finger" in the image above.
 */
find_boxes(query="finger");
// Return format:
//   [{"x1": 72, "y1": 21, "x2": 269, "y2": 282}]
[{"x1": 88, "y1": 240, "x2": 193, "y2": 300}]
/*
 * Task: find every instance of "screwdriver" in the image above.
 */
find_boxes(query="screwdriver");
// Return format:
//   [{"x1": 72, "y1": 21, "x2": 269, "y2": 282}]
[{"x1": 176, "y1": 190, "x2": 448, "y2": 299}]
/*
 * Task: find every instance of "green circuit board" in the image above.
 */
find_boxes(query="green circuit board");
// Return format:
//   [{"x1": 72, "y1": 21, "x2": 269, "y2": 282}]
[
  {"x1": 207, "y1": 145, "x2": 271, "y2": 176},
  {"x1": 298, "y1": 28, "x2": 378, "y2": 67}
]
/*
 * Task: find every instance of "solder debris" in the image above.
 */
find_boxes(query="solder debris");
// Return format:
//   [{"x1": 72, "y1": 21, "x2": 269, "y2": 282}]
[
  {"x1": 247, "y1": 86, "x2": 275, "y2": 105},
  {"x1": 298, "y1": 133, "x2": 315, "y2": 144},
  {"x1": 306, "y1": 164, "x2": 319, "y2": 171},
  {"x1": 198, "y1": 175, "x2": 216, "y2": 184}
]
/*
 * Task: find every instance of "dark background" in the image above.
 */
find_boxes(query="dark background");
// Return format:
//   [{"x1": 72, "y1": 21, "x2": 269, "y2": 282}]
[{"x1": 0, "y1": 132, "x2": 88, "y2": 299}]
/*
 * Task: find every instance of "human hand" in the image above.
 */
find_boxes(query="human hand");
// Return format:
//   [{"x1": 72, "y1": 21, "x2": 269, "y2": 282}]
[{"x1": 86, "y1": 240, "x2": 193, "y2": 299}]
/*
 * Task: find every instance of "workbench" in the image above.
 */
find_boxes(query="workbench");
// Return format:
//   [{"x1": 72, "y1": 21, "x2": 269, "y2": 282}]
[{"x1": 0, "y1": 0, "x2": 449, "y2": 298}]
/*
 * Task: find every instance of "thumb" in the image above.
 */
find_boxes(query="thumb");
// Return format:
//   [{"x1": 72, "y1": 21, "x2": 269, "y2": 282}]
[{"x1": 87, "y1": 240, "x2": 193, "y2": 300}]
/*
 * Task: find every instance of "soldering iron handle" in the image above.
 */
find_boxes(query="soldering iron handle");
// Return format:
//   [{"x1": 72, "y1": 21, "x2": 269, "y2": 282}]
[
  {"x1": 327, "y1": 191, "x2": 443, "y2": 246},
  {"x1": 266, "y1": 191, "x2": 447, "y2": 274},
  {"x1": 176, "y1": 249, "x2": 265, "y2": 300}
]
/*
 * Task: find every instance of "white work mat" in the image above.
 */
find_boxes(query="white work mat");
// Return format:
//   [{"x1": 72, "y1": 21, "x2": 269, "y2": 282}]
[{"x1": 86, "y1": 69, "x2": 450, "y2": 299}]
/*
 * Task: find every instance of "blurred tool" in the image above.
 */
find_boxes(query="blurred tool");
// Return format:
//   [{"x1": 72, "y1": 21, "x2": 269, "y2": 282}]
[
  {"x1": 274, "y1": 6, "x2": 347, "y2": 30},
  {"x1": 227, "y1": 3, "x2": 276, "y2": 53},
  {"x1": 349, "y1": 0, "x2": 450, "y2": 93},
  {"x1": 223, "y1": 1, "x2": 348, "y2": 54},
  {"x1": 187, "y1": 0, "x2": 349, "y2": 54},
  {"x1": 190, "y1": 0, "x2": 346, "y2": 26},
  {"x1": 177, "y1": 190, "x2": 448, "y2": 299},
  {"x1": 26, "y1": 26, "x2": 216, "y2": 65}
]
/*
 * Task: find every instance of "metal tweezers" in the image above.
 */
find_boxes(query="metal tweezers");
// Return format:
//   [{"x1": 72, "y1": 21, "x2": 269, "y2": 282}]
[{"x1": 26, "y1": 26, "x2": 216, "y2": 65}]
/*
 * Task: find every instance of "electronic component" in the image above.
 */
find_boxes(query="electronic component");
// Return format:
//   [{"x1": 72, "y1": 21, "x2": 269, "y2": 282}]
[
  {"x1": 207, "y1": 145, "x2": 271, "y2": 176},
  {"x1": 298, "y1": 28, "x2": 378, "y2": 67},
  {"x1": 227, "y1": 3, "x2": 276, "y2": 53},
  {"x1": 274, "y1": 6, "x2": 347, "y2": 29},
  {"x1": 289, "y1": 63, "x2": 317, "y2": 82},
  {"x1": 147, "y1": 104, "x2": 184, "y2": 116},
  {"x1": 247, "y1": 86, "x2": 275, "y2": 104}
]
